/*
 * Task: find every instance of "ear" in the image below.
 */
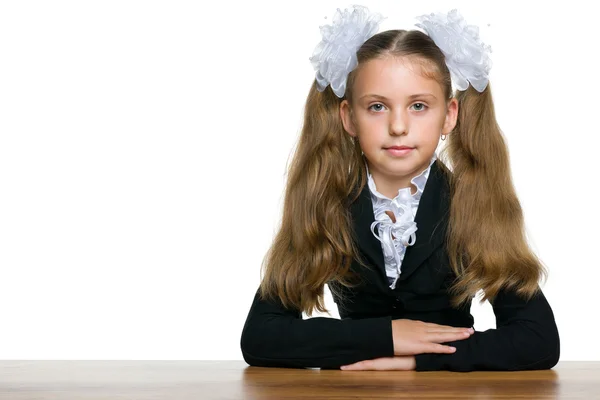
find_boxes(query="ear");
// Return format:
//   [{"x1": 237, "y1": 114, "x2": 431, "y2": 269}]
[
  {"x1": 340, "y1": 99, "x2": 357, "y2": 138},
  {"x1": 442, "y1": 98, "x2": 458, "y2": 135}
]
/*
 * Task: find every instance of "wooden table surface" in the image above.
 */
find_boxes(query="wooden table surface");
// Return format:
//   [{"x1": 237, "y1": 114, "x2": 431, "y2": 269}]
[{"x1": 0, "y1": 361, "x2": 598, "y2": 399}]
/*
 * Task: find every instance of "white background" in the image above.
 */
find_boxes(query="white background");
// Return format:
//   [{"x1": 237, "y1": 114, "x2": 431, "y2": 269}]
[{"x1": 0, "y1": 0, "x2": 598, "y2": 361}]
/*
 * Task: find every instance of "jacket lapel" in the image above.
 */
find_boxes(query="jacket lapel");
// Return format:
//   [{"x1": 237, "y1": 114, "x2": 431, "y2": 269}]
[{"x1": 350, "y1": 159, "x2": 451, "y2": 287}]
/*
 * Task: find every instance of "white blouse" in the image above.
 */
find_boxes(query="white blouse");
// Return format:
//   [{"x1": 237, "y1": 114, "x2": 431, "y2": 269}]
[{"x1": 365, "y1": 153, "x2": 438, "y2": 289}]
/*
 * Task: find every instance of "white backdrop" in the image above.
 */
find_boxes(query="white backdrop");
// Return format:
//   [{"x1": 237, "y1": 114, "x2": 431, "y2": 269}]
[{"x1": 0, "y1": 0, "x2": 598, "y2": 361}]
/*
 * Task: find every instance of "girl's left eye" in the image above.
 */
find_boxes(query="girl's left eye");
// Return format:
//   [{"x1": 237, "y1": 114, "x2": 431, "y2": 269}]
[{"x1": 411, "y1": 102, "x2": 428, "y2": 111}]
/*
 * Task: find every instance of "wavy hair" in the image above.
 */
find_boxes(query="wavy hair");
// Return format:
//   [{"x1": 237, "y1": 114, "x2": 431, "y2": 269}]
[{"x1": 258, "y1": 29, "x2": 547, "y2": 315}]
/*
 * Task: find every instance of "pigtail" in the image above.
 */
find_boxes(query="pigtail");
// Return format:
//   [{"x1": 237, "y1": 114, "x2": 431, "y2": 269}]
[
  {"x1": 257, "y1": 81, "x2": 369, "y2": 316},
  {"x1": 439, "y1": 83, "x2": 549, "y2": 308}
]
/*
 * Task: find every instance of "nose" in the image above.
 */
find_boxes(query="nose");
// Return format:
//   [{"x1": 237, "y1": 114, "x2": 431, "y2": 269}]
[{"x1": 390, "y1": 109, "x2": 408, "y2": 136}]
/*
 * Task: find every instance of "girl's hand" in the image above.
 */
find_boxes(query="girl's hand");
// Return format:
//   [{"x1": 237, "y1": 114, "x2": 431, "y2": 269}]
[
  {"x1": 340, "y1": 356, "x2": 416, "y2": 371},
  {"x1": 392, "y1": 319, "x2": 474, "y2": 355}
]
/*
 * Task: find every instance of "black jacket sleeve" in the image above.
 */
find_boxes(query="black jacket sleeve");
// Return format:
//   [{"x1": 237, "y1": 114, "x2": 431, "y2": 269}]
[
  {"x1": 414, "y1": 286, "x2": 560, "y2": 372},
  {"x1": 240, "y1": 288, "x2": 395, "y2": 369}
]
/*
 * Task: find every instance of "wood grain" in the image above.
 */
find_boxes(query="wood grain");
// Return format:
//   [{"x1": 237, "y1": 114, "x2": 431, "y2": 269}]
[{"x1": 0, "y1": 361, "x2": 596, "y2": 399}]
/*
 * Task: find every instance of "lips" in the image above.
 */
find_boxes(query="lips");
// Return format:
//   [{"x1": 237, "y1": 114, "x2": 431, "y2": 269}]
[{"x1": 385, "y1": 146, "x2": 414, "y2": 150}]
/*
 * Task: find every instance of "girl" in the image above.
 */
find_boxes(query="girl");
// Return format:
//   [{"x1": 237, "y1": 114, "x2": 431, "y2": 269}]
[{"x1": 240, "y1": 6, "x2": 560, "y2": 372}]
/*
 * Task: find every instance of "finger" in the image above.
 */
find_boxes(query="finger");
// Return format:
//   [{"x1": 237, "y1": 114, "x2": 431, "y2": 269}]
[
  {"x1": 426, "y1": 331, "x2": 473, "y2": 343},
  {"x1": 424, "y1": 325, "x2": 474, "y2": 334},
  {"x1": 341, "y1": 360, "x2": 369, "y2": 370},
  {"x1": 366, "y1": 358, "x2": 403, "y2": 370},
  {"x1": 423, "y1": 322, "x2": 458, "y2": 329},
  {"x1": 341, "y1": 358, "x2": 404, "y2": 371},
  {"x1": 424, "y1": 322, "x2": 474, "y2": 330},
  {"x1": 422, "y1": 342, "x2": 457, "y2": 354}
]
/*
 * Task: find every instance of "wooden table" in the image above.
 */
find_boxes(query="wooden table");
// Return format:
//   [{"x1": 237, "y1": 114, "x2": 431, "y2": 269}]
[{"x1": 0, "y1": 361, "x2": 597, "y2": 399}]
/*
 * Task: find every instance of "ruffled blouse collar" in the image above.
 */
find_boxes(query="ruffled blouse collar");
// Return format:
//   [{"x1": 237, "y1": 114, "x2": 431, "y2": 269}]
[
  {"x1": 364, "y1": 153, "x2": 437, "y2": 204},
  {"x1": 364, "y1": 153, "x2": 437, "y2": 289}
]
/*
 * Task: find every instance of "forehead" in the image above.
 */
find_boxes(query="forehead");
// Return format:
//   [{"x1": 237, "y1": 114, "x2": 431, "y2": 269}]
[{"x1": 353, "y1": 56, "x2": 443, "y2": 98}]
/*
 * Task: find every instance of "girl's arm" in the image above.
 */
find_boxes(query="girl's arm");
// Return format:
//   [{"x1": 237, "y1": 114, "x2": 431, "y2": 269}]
[
  {"x1": 413, "y1": 286, "x2": 560, "y2": 372},
  {"x1": 240, "y1": 288, "x2": 395, "y2": 369}
]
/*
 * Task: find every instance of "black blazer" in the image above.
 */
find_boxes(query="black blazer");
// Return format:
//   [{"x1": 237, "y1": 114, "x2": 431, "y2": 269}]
[{"x1": 240, "y1": 159, "x2": 560, "y2": 371}]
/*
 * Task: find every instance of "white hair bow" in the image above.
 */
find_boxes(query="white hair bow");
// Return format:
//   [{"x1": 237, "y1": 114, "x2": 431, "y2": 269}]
[
  {"x1": 309, "y1": 5, "x2": 386, "y2": 98},
  {"x1": 415, "y1": 9, "x2": 492, "y2": 92}
]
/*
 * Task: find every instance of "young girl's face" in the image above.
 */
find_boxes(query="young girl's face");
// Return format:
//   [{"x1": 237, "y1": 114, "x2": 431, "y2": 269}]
[{"x1": 340, "y1": 56, "x2": 457, "y2": 196}]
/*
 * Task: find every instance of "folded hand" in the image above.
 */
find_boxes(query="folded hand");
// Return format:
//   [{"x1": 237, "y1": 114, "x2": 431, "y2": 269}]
[{"x1": 340, "y1": 355, "x2": 416, "y2": 371}]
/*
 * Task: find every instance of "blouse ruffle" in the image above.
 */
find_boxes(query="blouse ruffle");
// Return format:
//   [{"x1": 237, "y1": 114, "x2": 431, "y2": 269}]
[{"x1": 365, "y1": 153, "x2": 437, "y2": 289}]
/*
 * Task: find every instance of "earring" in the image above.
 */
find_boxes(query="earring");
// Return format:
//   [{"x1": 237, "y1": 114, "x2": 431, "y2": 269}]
[{"x1": 441, "y1": 134, "x2": 447, "y2": 141}]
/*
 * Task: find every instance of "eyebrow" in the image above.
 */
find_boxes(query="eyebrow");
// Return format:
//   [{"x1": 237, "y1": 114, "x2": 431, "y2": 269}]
[{"x1": 360, "y1": 93, "x2": 437, "y2": 101}]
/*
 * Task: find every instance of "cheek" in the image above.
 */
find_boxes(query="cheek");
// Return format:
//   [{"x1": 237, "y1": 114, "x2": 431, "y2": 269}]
[
  {"x1": 418, "y1": 115, "x2": 443, "y2": 130},
  {"x1": 418, "y1": 120, "x2": 445, "y2": 140},
  {"x1": 359, "y1": 136, "x2": 380, "y2": 149},
  {"x1": 357, "y1": 116, "x2": 388, "y2": 134}
]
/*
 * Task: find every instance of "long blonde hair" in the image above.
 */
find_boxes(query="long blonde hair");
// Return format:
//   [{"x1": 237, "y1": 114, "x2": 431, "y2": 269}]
[{"x1": 258, "y1": 29, "x2": 547, "y2": 315}]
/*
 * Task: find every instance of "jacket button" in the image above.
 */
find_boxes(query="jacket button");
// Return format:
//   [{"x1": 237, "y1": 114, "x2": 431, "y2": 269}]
[{"x1": 393, "y1": 298, "x2": 403, "y2": 310}]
